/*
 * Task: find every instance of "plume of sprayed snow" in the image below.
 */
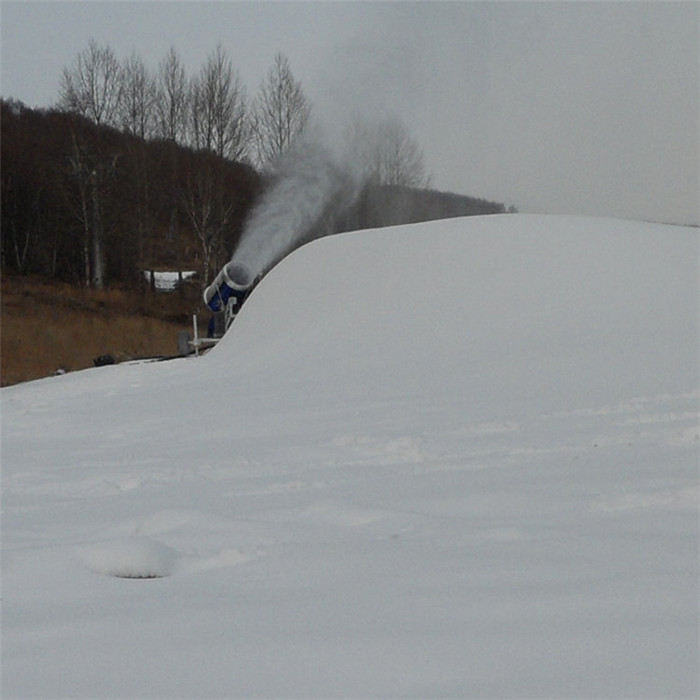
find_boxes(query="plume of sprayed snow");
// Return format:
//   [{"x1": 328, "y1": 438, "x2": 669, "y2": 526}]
[{"x1": 232, "y1": 139, "x2": 363, "y2": 278}]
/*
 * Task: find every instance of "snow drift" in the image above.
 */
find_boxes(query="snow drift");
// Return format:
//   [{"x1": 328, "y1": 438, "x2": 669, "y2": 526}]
[
  {"x1": 213, "y1": 214, "x2": 696, "y2": 412},
  {"x1": 2, "y1": 214, "x2": 698, "y2": 699}
]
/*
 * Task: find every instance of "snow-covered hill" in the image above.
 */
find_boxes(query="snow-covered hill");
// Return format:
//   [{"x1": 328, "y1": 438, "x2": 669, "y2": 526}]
[{"x1": 2, "y1": 215, "x2": 698, "y2": 698}]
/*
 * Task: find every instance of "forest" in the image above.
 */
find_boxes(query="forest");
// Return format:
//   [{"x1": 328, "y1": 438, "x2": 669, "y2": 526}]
[
  {"x1": 1, "y1": 98, "x2": 507, "y2": 289},
  {"x1": 1, "y1": 98, "x2": 260, "y2": 288},
  {"x1": 1, "y1": 43, "x2": 507, "y2": 293}
]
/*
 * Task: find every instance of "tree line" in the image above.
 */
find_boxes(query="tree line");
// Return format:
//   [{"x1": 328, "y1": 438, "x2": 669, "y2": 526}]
[
  {"x1": 2, "y1": 41, "x2": 505, "y2": 290},
  {"x1": 54, "y1": 41, "x2": 428, "y2": 183},
  {"x1": 57, "y1": 42, "x2": 310, "y2": 167},
  {"x1": 2, "y1": 43, "x2": 315, "y2": 289},
  {"x1": 1, "y1": 99, "x2": 260, "y2": 287}
]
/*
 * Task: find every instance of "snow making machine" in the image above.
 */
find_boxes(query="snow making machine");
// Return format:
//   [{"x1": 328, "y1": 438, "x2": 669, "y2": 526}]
[{"x1": 178, "y1": 260, "x2": 255, "y2": 356}]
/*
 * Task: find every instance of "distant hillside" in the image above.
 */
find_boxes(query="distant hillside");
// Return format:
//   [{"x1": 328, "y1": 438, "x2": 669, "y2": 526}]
[
  {"x1": 300, "y1": 183, "x2": 508, "y2": 252},
  {"x1": 350, "y1": 183, "x2": 508, "y2": 230}
]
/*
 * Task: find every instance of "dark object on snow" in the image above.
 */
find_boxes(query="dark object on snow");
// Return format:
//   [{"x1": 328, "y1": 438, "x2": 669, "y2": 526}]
[
  {"x1": 177, "y1": 331, "x2": 192, "y2": 357},
  {"x1": 93, "y1": 354, "x2": 116, "y2": 367}
]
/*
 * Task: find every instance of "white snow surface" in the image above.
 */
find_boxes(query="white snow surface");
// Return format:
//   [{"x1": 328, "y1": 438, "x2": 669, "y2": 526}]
[{"x1": 2, "y1": 214, "x2": 698, "y2": 698}]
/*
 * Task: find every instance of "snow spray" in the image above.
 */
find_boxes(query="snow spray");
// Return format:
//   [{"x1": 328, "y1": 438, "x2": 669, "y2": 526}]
[{"x1": 229, "y1": 139, "x2": 362, "y2": 279}]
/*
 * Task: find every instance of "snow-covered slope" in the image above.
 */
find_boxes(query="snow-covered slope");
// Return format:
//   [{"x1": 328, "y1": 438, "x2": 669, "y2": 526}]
[{"x1": 2, "y1": 215, "x2": 698, "y2": 698}]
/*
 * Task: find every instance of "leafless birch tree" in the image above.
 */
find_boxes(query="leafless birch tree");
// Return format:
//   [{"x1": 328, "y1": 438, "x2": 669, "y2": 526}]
[
  {"x1": 180, "y1": 158, "x2": 235, "y2": 285},
  {"x1": 346, "y1": 116, "x2": 430, "y2": 188},
  {"x1": 189, "y1": 45, "x2": 250, "y2": 161},
  {"x1": 155, "y1": 47, "x2": 189, "y2": 144},
  {"x1": 118, "y1": 52, "x2": 156, "y2": 139},
  {"x1": 252, "y1": 52, "x2": 310, "y2": 167},
  {"x1": 58, "y1": 40, "x2": 123, "y2": 127}
]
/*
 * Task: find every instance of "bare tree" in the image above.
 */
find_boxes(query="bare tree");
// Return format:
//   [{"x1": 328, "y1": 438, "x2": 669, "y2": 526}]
[
  {"x1": 118, "y1": 52, "x2": 156, "y2": 139},
  {"x1": 180, "y1": 158, "x2": 234, "y2": 285},
  {"x1": 189, "y1": 77, "x2": 210, "y2": 152},
  {"x1": 58, "y1": 41, "x2": 126, "y2": 287},
  {"x1": 189, "y1": 45, "x2": 250, "y2": 161},
  {"x1": 65, "y1": 131, "x2": 119, "y2": 288},
  {"x1": 155, "y1": 47, "x2": 189, "y2": 144},
  {"x1": 252, "y1": 52, "x2": 310, "y2": 166},
  {"x1": 116, "y1": 53, "x2": 159, "y2": 288},
  {"x1": 58, "y1": 40, "x2": 123, "y2": 127},
  {"x1": 346, "y1": 116, "x2": 430, "y2": 188}
]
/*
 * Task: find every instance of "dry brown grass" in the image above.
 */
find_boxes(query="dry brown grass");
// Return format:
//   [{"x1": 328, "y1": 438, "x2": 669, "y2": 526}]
[{"x1": 1, "y1": 275, "x2": 208, "y2": 386}]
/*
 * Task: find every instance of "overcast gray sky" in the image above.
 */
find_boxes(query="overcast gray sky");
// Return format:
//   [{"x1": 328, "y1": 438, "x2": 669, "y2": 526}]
[{"x1": 1, "y1": 1, "x2": 698, "y2": 224}]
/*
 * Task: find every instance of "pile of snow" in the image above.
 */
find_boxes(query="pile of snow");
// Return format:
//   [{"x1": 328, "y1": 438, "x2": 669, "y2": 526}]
[
  {"x1": 77, "y1": 537, "x2": 180, "y2": 579},
  {"x1": 215, "y1": 214, "x2": 694, "y2": 410},
  {"x1": 2, "y1": 215, "x2": 697, "y2": 698}
]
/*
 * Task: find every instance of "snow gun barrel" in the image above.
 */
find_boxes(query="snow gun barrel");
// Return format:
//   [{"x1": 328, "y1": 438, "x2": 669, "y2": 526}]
[{"x1": 203, "y1": 261, "x2": 254, "y2": 312}]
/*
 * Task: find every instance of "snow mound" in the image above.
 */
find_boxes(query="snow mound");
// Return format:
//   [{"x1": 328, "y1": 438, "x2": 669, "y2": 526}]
[
  {"x1": 77, "y1": 537, "x2": 180, "y2": 579},
  {"x1": 210, "y1": 214, "x2": 696, "y2": 410},
  {"x1": 2, "y1": 214, "x2": 697, "y2": 698}
]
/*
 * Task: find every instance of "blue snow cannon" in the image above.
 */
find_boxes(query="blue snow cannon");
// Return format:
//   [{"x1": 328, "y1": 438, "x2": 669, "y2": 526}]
[{"x1": 203, "y1": 260, "x2": 254, "y2": 313}]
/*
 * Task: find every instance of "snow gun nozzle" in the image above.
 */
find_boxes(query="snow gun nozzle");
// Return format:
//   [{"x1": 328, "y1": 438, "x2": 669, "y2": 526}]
[{"x1": 204, "y1": 261, "x2": 254, "y2": 312}]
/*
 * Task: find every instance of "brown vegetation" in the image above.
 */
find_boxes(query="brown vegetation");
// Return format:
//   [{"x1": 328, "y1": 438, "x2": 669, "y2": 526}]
[{"x1": 1, "y1": 274, "x2": 206, "y2": 386}]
